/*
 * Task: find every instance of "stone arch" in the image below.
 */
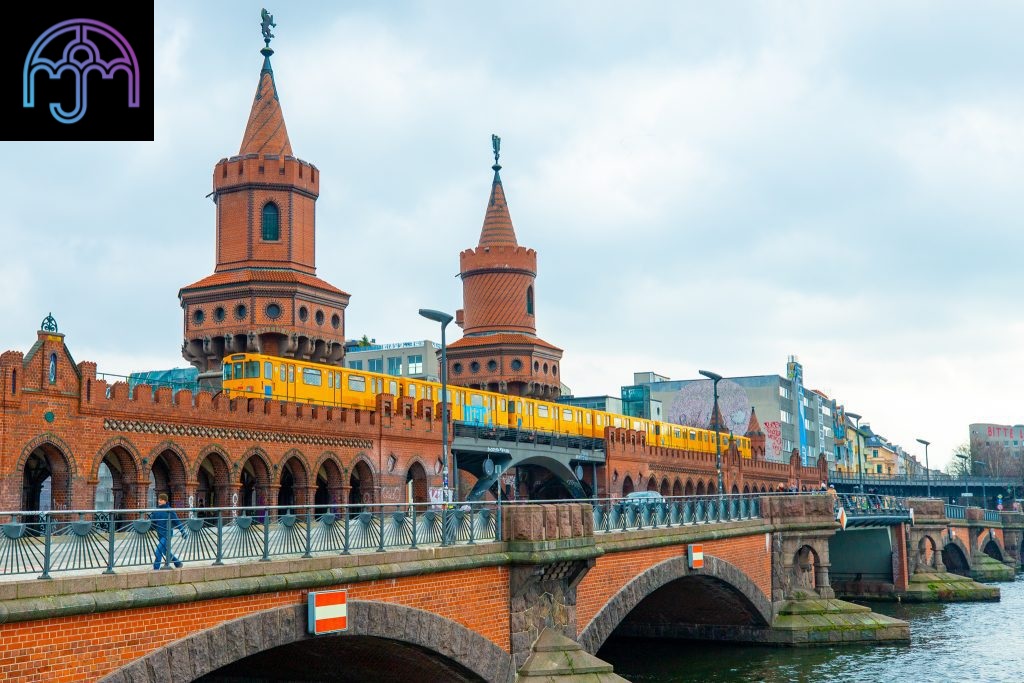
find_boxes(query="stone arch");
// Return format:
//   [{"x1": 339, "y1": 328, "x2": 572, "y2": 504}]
[
  {"x1": 92, "y1": 438, "x2": 143, "y2": 510},
  {"x1": 194, "y1": 446, "x2": 231, "y2": 513},
  {"x1": 672, "y1": 478, "x2": 682, "y2": 497},
  {"x1": 17, "y1": 435, "x2": 76, "y2": 512},
  {"x1": 684, "y1": 479, "x2": 695, "y2": 496},
  {"x1": 349, "y1": 456, "x2": 377, "y2": 507},
  {"x1": 731, "y1": 484, "x2": 740, "y2": 494},
  {"x1": 237, "y1": 448, "x2": 274, "y2": 509},
  {"x1": 743, "y1": 484, "x2": 750, "y2": 494},
  {"x1": 147, "y1": 442, "x2": 189, "y2": 508},
  {"x1": 313, "y1": 452, "x2": 345, "y2": 507},
  {"x1": 577, "y1": 555, "x2": 772, "y2": 654},
  {"x1": 915, "y1": 533, "x2": 942, "y2": 573},
  {"x1": 100, "y1": 601, "x2": 511, "y2": 683},
  {"x1": 658, "y1": 477, "x2": 670, "y2": 496},
  {"x1": 621, "y1": 475, "x2": 634, "y2": 496},
  {"x1": 707, "y1": 479, "x2": 717, "y2": 496},
  {"x1": 406, "y1": 460, "x2": 429, "y2": 504},
  {"x1": 982, "y1": 535, "x2": 1005, "y2": 562},
  {"x1": 792, "y1": 545, "x2": 820, "y2": 595},
  {"x1": 646, "y1": 475, "x2": 657, "y2": 492},
  {"x1": 695, "y1": 480, "x2": 706, "y2": 496},
  {"x1": 278, "y1": 449, "x2": 312, "y2": 508},
  {"x1": 942, "y1": 536, "x2": 972, "y2": 576}
]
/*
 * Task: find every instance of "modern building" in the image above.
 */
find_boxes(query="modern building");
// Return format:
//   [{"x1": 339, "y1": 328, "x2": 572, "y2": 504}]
[
  {"x1": 969, "y1": 423, "x2": 1024, "y2": 459},
  {"x1": 626, "y1": 357, "x2": 836, "y2": 465},
  {"x1": 557, "y1": 394, "x2": 625, "y2": 415},
  {"x1": 343, "y1": 339, "x2": 442, "y2": 381}
]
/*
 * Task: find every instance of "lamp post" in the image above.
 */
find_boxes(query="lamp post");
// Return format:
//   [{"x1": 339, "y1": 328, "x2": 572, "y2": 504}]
[
  {"x1": 975, "y1": 460, "x2": 988, "y2": 510},
  {"x1": 954, "y1": 453, "x2": 969, "y2": 500},
  {"x1": 916, "y1": 438, "x2": 931, "y2": 498},
  {"x1": 419, "y1": 309, "x2": 453, "y2": 504},
  {"x1": 847, "y1": 412, "x2": 863, "y2": 493},
  {"x1": 698, "y1": 370, "x2": 725, "y2": 501}
]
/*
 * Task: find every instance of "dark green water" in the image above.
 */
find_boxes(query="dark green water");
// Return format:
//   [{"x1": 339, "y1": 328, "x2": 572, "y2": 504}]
[{"x1": 599, "y1": 576, "x2": 1024, "y2": 682}]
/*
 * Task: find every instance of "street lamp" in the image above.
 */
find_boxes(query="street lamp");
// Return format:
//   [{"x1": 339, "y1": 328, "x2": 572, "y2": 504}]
[
  {"x1": 916, "y1": 438, "x2": 931, "y2": 498},
  {"x1": 698, "y1": 370, "x2": 725, "y2": 500},
  {"x1": 975, "y1": 460, "x2": 988, "y2": 510},
  {"x1": 847, "y1": 412, "x2": 863, "y2": 493},
  {"x1": 954, "y1": 453, "x2": 969, "y2": 500},
  {"x1": 419, "y1": 308, "x2": 453, "y2": 503}
]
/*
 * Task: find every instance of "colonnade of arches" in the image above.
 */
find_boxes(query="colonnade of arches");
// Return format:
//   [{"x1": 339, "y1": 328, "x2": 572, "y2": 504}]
[
  {"x1": 15, "y1": 438, "x2": 437, "y2": 513},
  {"x1": 618, "y1": 473, "x2": 786, "y2": 498}
]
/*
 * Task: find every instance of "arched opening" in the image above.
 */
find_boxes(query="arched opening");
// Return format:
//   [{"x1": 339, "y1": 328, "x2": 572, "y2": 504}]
[
  {"x1": 349, "y1": 460, "x2": 375, "y2": 509},
  {"x1": 707, "y1": 480, "x2": 717, "y2": 496},
  {"x1": 696, "y1": 481, "x2": 706, "y2": 496},
  {"x1": 262, "y1": 201, "x2": 280, "y2": 241},
  {"x1": 314, "y1": 457, "x2": 344, "y2": 508},
  {"x1": 982, "y1": 538, "x2": 1004, "y2": 562},
  {"x1": 239, "y1": 453, "x2": 272, "y2": 511},
  {"x1": 150, "y1": 448, "x2": 188, "y2": 508},
  {"x1": 743, "y1": 484, "x2": 750, "y2": 494},
  {"x1": 942, "y1": 541, "x2": 971, "y2": 576},
  {"x1": 731, "y1": 484, "x2": 740, "y2": 494},
  {"x1": 917, "y1": 536, "x2": 941, "y2": 572},
  {"x1": 646, "y1": 475, "x2": 657, "y2": 492},
  {"x1": 684, "y1": 480, "x2": 694, "y2": 496},
  {"x1": 793, "y1": 545, "x2": 820, "y2": 594},
  {"x1": 406, "y1": 462, "x2": 428, "y2": 504},
  {"x1": 672, "y1": 479, "x2": 682, "y2": 497},
  {"x1": 195, "y1": 450, "x2": 230, "y2": 515},
  {"x1": 22, "y1": 443, "x2": 73, "y2": 513},
  {"x1": 621, "y1": 475, "x2": 635, "y2": 496},
  {"x1": 659, "y1": 478, "x2": 670, "y2": 496},
  {"x1": 278, "y1": 455, "x2": 310, "y2": 510},
  {"x1": 95, "y1": 446, "x2": 141, "y2": 510},
  {"x1": 526, "y1": 286, "x2": 534, "y2": 315}
]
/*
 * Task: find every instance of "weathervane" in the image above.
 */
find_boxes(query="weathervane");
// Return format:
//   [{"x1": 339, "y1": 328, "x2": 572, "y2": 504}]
[
  {"x1": 491, "y1": 134, "x2": 502, "y2": 174},
  {"x1": 260, "y1": 8, "x2": 277, "y2": 47}
]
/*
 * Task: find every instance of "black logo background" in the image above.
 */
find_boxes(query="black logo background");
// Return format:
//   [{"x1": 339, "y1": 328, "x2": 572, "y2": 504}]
[{"x1": 8, "y1": 3, "x2": 154, "y2": 141}]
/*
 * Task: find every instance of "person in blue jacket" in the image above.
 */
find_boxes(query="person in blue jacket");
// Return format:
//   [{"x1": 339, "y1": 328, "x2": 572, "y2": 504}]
[{"x1": 152, "y1": 493, "x2": 186, "y2": 569}]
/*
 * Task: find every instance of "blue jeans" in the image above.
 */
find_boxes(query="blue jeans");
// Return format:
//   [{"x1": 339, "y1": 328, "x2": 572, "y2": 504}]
[{"x1": 153, "y1": 536, "x2": 181, "y2": 569}]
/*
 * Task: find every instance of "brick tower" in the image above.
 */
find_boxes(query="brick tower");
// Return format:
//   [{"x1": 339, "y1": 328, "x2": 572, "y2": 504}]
[
  {"x1": 179, "y1": 35, "x2": 349, "y2": 383},
  {"x1": 448, "y1": 136, "x2": 563, "y2": 398}
]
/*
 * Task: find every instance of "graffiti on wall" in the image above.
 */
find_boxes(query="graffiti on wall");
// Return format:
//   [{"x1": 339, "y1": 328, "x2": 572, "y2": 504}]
[
  {"x1": 667, "y1": 379, "x2": 750, "y2": 435},
  {"x1": 763, "y1": 421, "x2": 782, "y2": 461}
]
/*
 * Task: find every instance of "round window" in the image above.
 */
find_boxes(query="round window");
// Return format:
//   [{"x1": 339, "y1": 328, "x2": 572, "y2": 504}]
[
  {"x1": 214, "y1": 307, "x2": 225, "y2": 322},
  {"x1": 453, "y1": 363, "x2": 463, "y2": 375},
  {"x1": 298, "y1": 306, "x2": 308, "y2": 322},
  {"x1": 235, "y1": 304, "x2": 247, "y2": 319},
  {"x1": 315, "y1": 310, "x2": 325, "y2": 325},
  {"x1": 192, "y1": 309, "x2": 205, "y2": 325},
  {"x1": 487, "y1": 360, "x2": 497, "y2": 371},
  {"x1": 266, "y1": 303, "x2": 281, "y2": 319},
  {"x1": 511, "y1": 359, "x2": 523, "y2": 371},
  {"x1": 331, "y1": 313, "x2": 341, "y2": 329},
  {"x1": 470, "y1": 361, "x2": 480, "y2": 373}
]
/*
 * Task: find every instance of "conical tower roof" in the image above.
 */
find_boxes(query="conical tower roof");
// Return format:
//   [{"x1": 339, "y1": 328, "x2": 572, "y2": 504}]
[
  {"x1": 710, "y1": 402, "x2": 728, "y2": 433},
  {"x1": 239, "y1": 47, "x2": 293, "y2": 156},
  {"x1": 745, "y1": 406, "x2": 764, "y2": 436},
  {"x1": 477, "y1": 138, "x2": 518, "y2": 248}
]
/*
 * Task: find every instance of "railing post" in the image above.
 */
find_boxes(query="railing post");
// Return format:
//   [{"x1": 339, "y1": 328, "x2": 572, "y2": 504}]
[
  {"x1": 342, "y1": 508, "x2": 351, "y2": 555},
  {"x1": 163, "y1": 513, "x2": 173, "y2": 569},
  {"x1": 103, "y1": 513, "x2": 116, "y2": 574},
  {"x1": 410, "y1": 503, "x2": 418, "y2": 550},
  {"x1": 468, "y1": 506, "x2": 476, "y2": 545},
  {"x1": 39, "y1": 513, "x2": 53, "y2": 580},
  {"x1": 440, "y1": 504, "x2": 450, "y2": 547},
  {"x1": 213, "y1": 511, "x2": 224, "y2": 565},
  {"x1": 376, "y1": 504, "x2": 386, "y2": 553},
  {"x1": 260, "y1": 511, "x2": 271, "y2": 562},
  {"x1": 495, "y1": 496, "x2": 502, "y2": 543},
  {"x1": 303, "y1": 504, "x2": 313, "y2": 559}
]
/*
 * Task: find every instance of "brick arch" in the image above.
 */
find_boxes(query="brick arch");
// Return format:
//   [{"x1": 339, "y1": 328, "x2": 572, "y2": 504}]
[
  {"x1": 194, "y1": 446, "x2": 231, "y2": 511},
  {"x1": 237, "y1": 447, "x2": 274, "y2": 482},
  {"x1": 89, "y1": 437, "x2": 141, "y2": 481},
  {"x1": 148, "y1": 442, "x2": 190, "y2": 508},
  {"x1": 15, "y1": 433, "x2": 78, "y2": 481},
  {"x1": 191, "y1": 444, "x2": 231, "y2": 480},
  {"x1": 942, "y1": 535, "x2": 973, "y2": 575},
  {"x1": 16, "y1": 434, "x2": 77, "y2": 510},
  {"x1": 278, "y1": 449, "x2": 312, "y2": 507},
  {"x1": 91, "y1": 437, "x2": 143, "y2": 510},
  {"x1": 577, "y1": 554, "x2": 772, "y2": 654},
  {"x1": 237, "y1": 448, "x2": 274, "y2": 508},
  {"x1": 979, "y1": 533, "x2": 1007, "y2": 562},
  {"x1": 313, "y1": 451, "x2": 348, "y2": 479},
  {"x1": 351, "y1": 452, "x2": 377, "y2": 475},
  {"x1": 99, "y1": 602, "x2": 511, "y2": 683}
]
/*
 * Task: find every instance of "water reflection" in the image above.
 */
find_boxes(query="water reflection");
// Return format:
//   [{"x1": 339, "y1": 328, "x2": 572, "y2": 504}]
[{"x1": 599, "y1": 576, "x2": 1024, "y2": 682}]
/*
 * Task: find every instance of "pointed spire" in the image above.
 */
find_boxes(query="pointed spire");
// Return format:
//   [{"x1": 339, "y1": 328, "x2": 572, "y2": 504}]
[
  {"x1": 710, "y1": 402, "x2": 728, "y2": 433},
  {"x1": 239, "y1": 41, "x2": 293, "y2": 157},
  {"x1": 745, "y1": 406, "x2": 764, "y2": 436},
  {"x1": 478, "y1": 134, "x2": 518, "y2": 248}
]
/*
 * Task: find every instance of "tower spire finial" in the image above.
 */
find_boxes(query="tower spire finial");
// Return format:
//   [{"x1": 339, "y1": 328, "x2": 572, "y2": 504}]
[
  {"x1": 491, "y1": 133, "x2": 502, "y2": 180},
  {"x1": 260, "y1": 8, "x2": 277, "y2": 48}
]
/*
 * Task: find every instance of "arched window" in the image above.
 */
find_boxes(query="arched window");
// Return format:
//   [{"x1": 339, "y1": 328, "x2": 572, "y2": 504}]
[
  {"x1": 262, "y1": 202, "x2": 280, "y2": 241},
  {"x1": 48, "y1": 353, "x2": 57, "y2": 384},
  {"x1": 526, "y1": 286, "x2": 534, "y2": 315}
]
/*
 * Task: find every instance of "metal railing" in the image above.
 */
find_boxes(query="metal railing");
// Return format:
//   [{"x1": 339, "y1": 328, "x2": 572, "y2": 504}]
[
  {"x1": 0, "y1": 501, "x2": 499, "y2": 580},
  {"x1": 984, "y1": 509, "x2": 1001, "y2": 523},
  {"x1": 835, "y1": 493, "x2": 907, "y2": 514},
  {"x1": 588, "y1": 493, "x2": 762, "y2": 533},
  {"x1": 453, "y1": 422, "x2": 606, "y2": 455},
  {"x1": 828, "y1": 470, "x2": 1017, "y2": 486},
  {"x1": 945, "y1": 504, "x2": 966, "y2": 520}
]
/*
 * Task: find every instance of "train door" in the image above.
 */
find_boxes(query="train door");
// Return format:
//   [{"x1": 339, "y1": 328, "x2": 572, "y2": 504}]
[
  {"x1": 466, "y1": 393, "x2": 487, "y2": 425},
  {"x1": 263, "y1": 361, "x2": 274, "y2": 398}
]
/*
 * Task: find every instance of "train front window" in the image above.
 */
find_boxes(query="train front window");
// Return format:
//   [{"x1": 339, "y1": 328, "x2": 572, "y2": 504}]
[
  {"x1": 223, "y1": 364, "x2": 232, "y2": 380},
  {"x1": 244, "y1": 362, "x2": 260, "y2": 378},
  {"x1": 233, "y1": 362, "x2": 243, "y2": 379}
]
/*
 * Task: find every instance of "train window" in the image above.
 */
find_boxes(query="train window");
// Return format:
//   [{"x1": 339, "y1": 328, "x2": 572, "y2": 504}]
[
  {"x1": 302, "y1": 368, "x2": 322, "y2": 386},
  {"x1": 408, "y1": 384, "x2": 417, "y2": 398},
  {"x1": 264, "y1": 362, "x2": 273, "y2": 380},
  {"x1": 471, "y1": 394, "x2": 484, "y2": 406},
  {"x1": 585, "y1": 413, "x2": 591, "y2": 425},
  {"x1": 223, "y1": 364, "x2": 232, "y2": 380},
  {"x1": 500, "y1": 399, "x2": 506, "y2": 411},
  {"x1": 245, "y1": 361, "x2": 260, "y2": 378},
  {"x1": 348, "y1": 375, "x2": 366, "y2": 392},
  {"x1": 390, "y1": 381, "x2": 398, "y2": 395},
  {"x1": 328, "y1": 373, "x2": 334, "y2": 389},
  {"x1": 279, "y1": 365, "x2": 286, "y2": 382},
  {"x1": 233, "y1": 362, "x2": 243, "y2": 379},
  {"x1": 526, "y1": 403, "x2": 534, "y2": 416},
  {"x1": 289, "y1": 366, "x2": 295, "y2": 383},
  {"x1": 690, "y1": 430, "x2": 696, "y2": 439},
  {"x1": 538, "y1": 405, "x2": 549, "y2": 418},
  {"x1": 674, "y1": 428, "x2": 680, "y2": 438},
  {"x1": 596, "y1": 415, "x2": 603, "y2": 426},
  {"x1": 654, "y1": 424, "x2": 661, "y2": 436},
  {"x1": 426, "y1": 386, "x2": 433, "y2": 400},
  {"x1": 613, "y1": 417, "x2": 622, "y2": 428},
  {"x1": 563, "y1": 408, "x2": 572, "y2": 421}
]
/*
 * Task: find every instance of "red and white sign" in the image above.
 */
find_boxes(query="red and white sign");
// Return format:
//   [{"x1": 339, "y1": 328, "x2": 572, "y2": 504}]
[
  {"x1": 308, "y1": 589, "x2": 348, "y2": 635},
  {"x1": 687, "y1": 543, "x2": 704, "y2": 569},
  {"x1": 836, "y1": 507, "x2": 848, "y2": 531}
]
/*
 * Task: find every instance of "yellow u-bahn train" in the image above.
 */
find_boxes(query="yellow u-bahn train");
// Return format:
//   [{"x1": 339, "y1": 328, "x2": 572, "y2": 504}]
[{"x1": 221, "y1": 352, "x2": 751, "y2": 457}]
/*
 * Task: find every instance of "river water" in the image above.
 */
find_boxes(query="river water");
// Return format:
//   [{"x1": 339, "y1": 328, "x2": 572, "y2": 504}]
[{"x1": 599, "y1": 575, "x2": 1024, "y2": 682}]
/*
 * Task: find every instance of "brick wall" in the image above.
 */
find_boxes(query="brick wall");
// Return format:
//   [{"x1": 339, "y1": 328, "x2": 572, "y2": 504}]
[
  {"x1": 0, "y1": 566, "x2": 509, "y2": 683},
  {"x1": 576, "y1": 534, "x2": 771, "y2": 635}
]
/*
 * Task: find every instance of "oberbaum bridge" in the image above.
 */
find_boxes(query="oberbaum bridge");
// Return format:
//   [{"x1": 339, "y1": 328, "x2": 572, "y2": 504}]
[{"x1": 2, "y1": 17, "x2": 1022, "y2": 683}]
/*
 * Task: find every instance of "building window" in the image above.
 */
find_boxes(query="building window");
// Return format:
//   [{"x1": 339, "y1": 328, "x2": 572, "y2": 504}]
[
  {"x1": 387, "y1": 357, "x2": 402, "y2": 376},
  {"x1": 315, "y1": 310, "x2": 325, "y2": 326},
  {"x1": 214, "y1": 306, "x2": 225, "y2": 322},
  {"x1": 368, "y1": 359, "x2": 383, "y2": 374},
  {"x1": 298, "y1": 306, "x2": 308, "y2": 322},
  {"x1": 348, "y1": 360, "x2": 363, "y2": 370},
  {"x1": 262, "y1": 202, "x2": 280, "y2": 241},
  {"x1": 470, "y1": 361, "x2": 480, "y2": 373},
  {"x1": 779, "y1": 386, "x2": 790, "y2": 399},
  {"x1": 235, "y1": 304, "x2": 247, "y2": 319},
  {"x1": 512, "y1": 359, "x2": 523, "y2": 371},
  {"x1": 48, "y1": 353, "x2": 57, "y2": 384},
  {"x1": 331, "y1": 313, "x2": 341, "y2": 329},
  {"x1": 781, "y1": 410, "x2": 793, "y2": 424},
  {"x1": 266, "y1": 303, "x2": 281, "y2": 319},
  {"x1": 526, "y1": 286, "x2": 534, "y2": 315},
  {"x1": 192, "y1": 309, "x2": 205, "y2": 325},
  {"x1": 487, "y1": 359, "x2": 497, "y2": 371},
  {"x1": 453, "y1": 362, "x2": 463, "y2": 375},
  {"x1": 407, "y1": 355, "x2": 423, "y2": 374}
]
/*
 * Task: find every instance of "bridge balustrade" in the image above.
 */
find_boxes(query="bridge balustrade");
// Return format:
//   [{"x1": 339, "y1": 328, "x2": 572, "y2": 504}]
[
  {"x1": 984, "y1": 509, "x2": 1001, "y2": 523},
  {"x1": 453, "y1": 421, "x2": 605, "y2": 454},
  {"x1": 0, "y1": 502, "x2": 500, "y2": 580},
  {"x1": 835, "y1": 493, "x2": 907, "y2": 514},
  {"x1": 589, "y1": 493, "x2": 761, "y2": 533},
  {"x1": 945, "y1": 504, "x2": 967, "y2": 520}
]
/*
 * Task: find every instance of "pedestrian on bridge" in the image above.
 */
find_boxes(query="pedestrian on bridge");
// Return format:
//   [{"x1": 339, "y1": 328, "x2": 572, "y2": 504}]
[{"x1": 152, "y1": 493, "x2": 186, "y2": 570}]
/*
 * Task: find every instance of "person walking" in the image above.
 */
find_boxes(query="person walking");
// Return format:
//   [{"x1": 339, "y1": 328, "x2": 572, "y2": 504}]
[{"x1": 152, "y1": 493, "x2": 186, "y2": 569}]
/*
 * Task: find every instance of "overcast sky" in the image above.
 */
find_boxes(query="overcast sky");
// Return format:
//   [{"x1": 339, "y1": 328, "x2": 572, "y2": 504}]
[{"x1": 4, "y1": 1, "x2": 1024, "y2": 471}]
